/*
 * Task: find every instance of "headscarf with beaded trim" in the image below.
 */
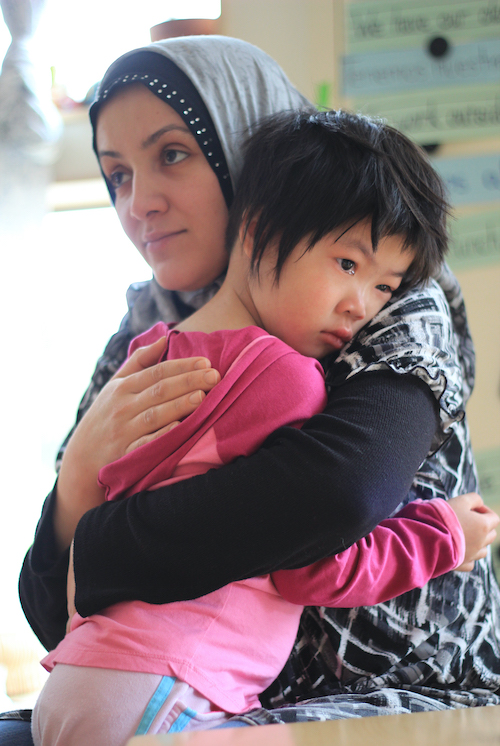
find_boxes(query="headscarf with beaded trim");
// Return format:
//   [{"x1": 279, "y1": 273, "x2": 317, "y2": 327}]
[{"x1": 89, "y1": 35, "x2": 313, "y2": 208}]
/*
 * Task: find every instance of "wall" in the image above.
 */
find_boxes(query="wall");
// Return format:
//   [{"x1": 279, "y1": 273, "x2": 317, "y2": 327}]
[
  {"x1": 219, "y1": 0, "x2": 339, "y2": 105},
  {"x1": 220, "y1": 0, "x2": 500, "y2": 526},
  {"x1": 49, "y1": 0, "x2": 500, "y2": 511}
]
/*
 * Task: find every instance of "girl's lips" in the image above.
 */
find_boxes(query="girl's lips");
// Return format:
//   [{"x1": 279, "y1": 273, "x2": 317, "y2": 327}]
[{"x1": 321, "y1": 330, "x2": 353, "y2": 349}]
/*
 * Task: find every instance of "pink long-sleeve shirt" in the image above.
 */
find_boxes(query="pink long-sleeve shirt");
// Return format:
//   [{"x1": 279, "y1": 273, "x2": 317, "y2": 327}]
[{"x1": 43, "y1": 325, "x2": 464, "y2": 714}]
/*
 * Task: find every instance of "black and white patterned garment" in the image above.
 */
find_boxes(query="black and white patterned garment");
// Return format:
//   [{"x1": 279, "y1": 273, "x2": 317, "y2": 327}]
[
  {"x1": 246, "y1": 264, "x2": 500, "y2": 724},
  {"x1": 55, "y1": 266, "x2": 500, "y2": 723}
]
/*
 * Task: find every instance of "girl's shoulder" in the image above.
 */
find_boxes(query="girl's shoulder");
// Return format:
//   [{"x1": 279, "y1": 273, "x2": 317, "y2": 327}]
[{"x1": 166, "y1": 326, "x2": 324, "y2": 383}]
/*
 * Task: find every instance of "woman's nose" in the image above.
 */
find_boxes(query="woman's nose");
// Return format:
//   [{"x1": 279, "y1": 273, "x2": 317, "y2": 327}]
[{"x1": 130, "y1": 174, "x2": 169, "y2": 220}]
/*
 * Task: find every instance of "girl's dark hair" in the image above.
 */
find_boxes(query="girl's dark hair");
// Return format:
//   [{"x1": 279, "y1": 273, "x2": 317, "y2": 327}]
[{"x1": 226, "y1": 110, "x2": 450, "y2": 288}]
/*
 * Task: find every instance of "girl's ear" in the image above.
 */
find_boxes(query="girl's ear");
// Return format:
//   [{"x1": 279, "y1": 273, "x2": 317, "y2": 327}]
[{"x1": 239, "y1": 214, "x2": 258, "y2": 261}]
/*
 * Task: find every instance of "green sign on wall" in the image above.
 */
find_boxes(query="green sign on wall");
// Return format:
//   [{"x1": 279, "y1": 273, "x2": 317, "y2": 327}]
[
  {"x1": 347, "y1": 0, "x2": 500, "y2": 54},
  {"x1": 447, "y1": 210, "x2": 500, "y2": 271}
]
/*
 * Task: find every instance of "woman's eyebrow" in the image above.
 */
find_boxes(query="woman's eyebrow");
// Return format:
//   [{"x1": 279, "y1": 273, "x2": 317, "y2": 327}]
[
  {"x1": 141, "y1": 124, "x2": 191, "y2": 149},
  {"x1": 98, "y1": 125, "x2": 192, "y2": 159},
  {"x1": 98, "y1": 148, "x2": 121, "y2": 158}
]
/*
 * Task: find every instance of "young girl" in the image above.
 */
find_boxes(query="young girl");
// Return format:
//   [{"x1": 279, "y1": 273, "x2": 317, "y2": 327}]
[{"x1": 32, "y1": 109, "x2": 498, "y2": 746}]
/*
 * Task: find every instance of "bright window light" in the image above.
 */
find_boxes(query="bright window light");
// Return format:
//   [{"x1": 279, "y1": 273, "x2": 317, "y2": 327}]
[{"x1": 0, "y1": 0, "x2": 221, "y2": 102}]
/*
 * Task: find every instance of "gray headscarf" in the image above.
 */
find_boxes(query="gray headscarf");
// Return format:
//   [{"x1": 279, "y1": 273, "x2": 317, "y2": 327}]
[
  {"x1": 90, "y1": 35, "x2": 312, "y2": 199},
  {"x1": 88, "y1": 35, "x2": 313, "y2": 333}
]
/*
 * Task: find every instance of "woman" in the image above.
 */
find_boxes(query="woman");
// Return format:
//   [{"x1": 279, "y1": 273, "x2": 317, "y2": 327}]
[{"x1": 3, "y1": 34, "x2": 499, "y2": 743}]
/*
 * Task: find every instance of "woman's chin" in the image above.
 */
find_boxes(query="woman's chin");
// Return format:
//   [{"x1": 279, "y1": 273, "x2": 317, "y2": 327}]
[
  {"x1": 153, "y1": 271, "x2": 216, "y2": 294},
  {"x1": 145, "y1": 250, "x2": 228, "y2": 295}
]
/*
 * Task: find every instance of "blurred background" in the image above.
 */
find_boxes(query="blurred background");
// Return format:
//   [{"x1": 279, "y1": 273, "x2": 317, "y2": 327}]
[{"x1": 0, "y1": 0, "x2": 499, "y2": 709}]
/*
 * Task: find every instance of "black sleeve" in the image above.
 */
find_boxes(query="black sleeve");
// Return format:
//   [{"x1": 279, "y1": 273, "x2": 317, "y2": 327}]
[
  {"x1": 19, "y1": 486, "x2": 70, "y2": 651},
  {"x1": 70, "y1": 370, "x2": 440, "y2": 618}
]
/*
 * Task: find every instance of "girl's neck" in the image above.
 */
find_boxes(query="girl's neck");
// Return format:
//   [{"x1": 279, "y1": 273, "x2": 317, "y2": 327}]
[{"x1": 175, "y1": 248, "x2": 262, "y2": 334}]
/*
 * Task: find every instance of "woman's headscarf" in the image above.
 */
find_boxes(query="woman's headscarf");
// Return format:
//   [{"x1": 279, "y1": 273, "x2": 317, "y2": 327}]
[
  {"x1": 55, "y1": 36, "x2": 314, "y2": 467},
  {"x1": 86, "y1": 35, "x2": 314, "y2": 338},
  {"x1": 89, "y1": 35, "x2": 313, "y2": 207}
]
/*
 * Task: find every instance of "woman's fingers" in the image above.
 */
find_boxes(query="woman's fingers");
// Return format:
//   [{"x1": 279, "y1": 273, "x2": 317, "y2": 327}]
[
  {"x1": 135, "y1": 365, "x2": 220, "y2": 408},
  {"x1": 126, "y1": 355, "x2": 219, "y2": 399},
  {"x1": 113, "y1": 336, "x2": 168, "y2": 379},
  {"x1": 124, "y1": 375, "x2": 221, "y2": 453},
  {"x1": 66, "y1": 541, "x2": 76, "y2": 633},
  {"x1": 126, "y1": 419, "x2": 180, "y2": 453},
  {"x1": 112, "y1": 337, "x2": 220, "y2": 410},
  {"x1": 115, "y1": 335, "x2": 216, "y2": 387},
  {"x1": 54, "y1": 338, "x2": 222, "y2": 550}
]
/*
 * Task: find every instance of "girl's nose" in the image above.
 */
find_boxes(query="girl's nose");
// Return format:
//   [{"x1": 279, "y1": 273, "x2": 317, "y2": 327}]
[
  {"x1": 130, "y1": 174, "x2": 169, "y2": 220},
  {"x1": 337, "y1": 288, "x2": 366, "y2": 320}
]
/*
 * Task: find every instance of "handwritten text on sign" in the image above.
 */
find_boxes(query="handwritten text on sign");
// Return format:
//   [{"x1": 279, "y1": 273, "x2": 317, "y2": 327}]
[
  {"x1": 347, "y1": 0, "x2": 500, "y2": 54},
  {"x1": 351, "y1": 84, "x2": 500, "y2": 144},
  {"x1": 433, "y1": 154, "x2": 500, "y2": 206},
  {"x1": 343, "y1": 39, "x2": 500, "y2": 96},
  {"x1": 448, "y1": 210, "x2": 500, "y2": 270}
]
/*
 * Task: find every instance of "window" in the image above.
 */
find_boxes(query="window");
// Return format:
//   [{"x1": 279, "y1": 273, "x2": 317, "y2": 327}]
[{"x1": 0, "y1": 0, "x2": 221, "y2": 102}]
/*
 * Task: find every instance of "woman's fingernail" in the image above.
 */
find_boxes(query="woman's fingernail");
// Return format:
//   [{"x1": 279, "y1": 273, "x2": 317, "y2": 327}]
[
  {"x1": 204, "y1": 370, "x2": 218, "y2": 384},
  {"x1": 194, "y1": 358, "x2": 210, "y2": 369},
  {"x1": 189, "y1": 390, "x2": 204, "y2": 404}
]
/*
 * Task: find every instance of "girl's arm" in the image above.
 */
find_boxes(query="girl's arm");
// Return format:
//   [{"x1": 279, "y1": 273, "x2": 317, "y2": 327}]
[{"x1": 272, "y1": 495, "x2": 499, "y2": 608}]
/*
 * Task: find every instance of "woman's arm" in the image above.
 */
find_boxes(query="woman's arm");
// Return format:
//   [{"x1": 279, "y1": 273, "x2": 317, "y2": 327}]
[
  {"x1": 19, "y1": 489, "x2": 70, "y2": 651},
  {"x1": 68, "y1": 370, "x2": 440, "y2": 617},
  {"x1": 20, "y1": 369, "x2": 437, "y2": 646}
]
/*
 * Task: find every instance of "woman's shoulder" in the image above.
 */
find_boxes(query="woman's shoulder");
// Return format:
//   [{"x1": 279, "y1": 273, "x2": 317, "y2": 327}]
[
  {"x1": 325, "y1": 276, "x2": 470, "y2": 452},
  {"x1": 327, "y1": 278, "x2": 455, "y2": 374}
]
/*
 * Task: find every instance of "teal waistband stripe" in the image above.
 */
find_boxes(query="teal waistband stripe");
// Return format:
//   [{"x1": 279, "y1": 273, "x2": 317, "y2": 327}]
[
  {"x1": 169, "y1": 707, "x2": 198, "y2": 733},
  {"x1": 135, "y1": 676, "x2": 176, "y2": 735}
]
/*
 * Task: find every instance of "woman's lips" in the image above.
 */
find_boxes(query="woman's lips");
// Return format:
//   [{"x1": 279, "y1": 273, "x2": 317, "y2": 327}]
[{"x1": 143, "y1": 230, "x2": 186, "y2": 251}]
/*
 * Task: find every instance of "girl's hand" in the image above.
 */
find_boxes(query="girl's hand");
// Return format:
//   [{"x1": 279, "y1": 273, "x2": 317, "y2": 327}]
[
  {"x1": 54, "y1": 336, "x2": 220, "y2": 550},
  {"x1": 449, "y1": 493, "x2": 499, "y2": 572}
]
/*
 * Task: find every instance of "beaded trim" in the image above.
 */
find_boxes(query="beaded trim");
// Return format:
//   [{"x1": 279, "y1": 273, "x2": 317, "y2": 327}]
[{"x1": 98, "y1": 73, "x2": 230, "y2": 184}]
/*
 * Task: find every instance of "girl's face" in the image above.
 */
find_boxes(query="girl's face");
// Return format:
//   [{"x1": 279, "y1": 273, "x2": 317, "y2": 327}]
[
  {"x1": 96, "y1": 85, "x2": 229, "y2": 292},
  {"x1": 246, "y1": 219, "x2": 415, "y2": 359}
]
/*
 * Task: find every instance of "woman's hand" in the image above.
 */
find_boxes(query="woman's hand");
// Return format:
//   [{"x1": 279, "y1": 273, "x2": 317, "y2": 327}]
[
  {"x1": 449, "y1": 493, "x2": 499, "y2": 572},
  {"x1": 54, "y1": 336, "x2": 221, "y2": 551},
  {"x1": 66, "y1": 541, "x2": 76, "y2": 635}
]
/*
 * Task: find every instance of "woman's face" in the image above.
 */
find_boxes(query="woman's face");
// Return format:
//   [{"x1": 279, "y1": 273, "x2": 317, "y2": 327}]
[{"x1": 96, "y1": 84, "x2": 229, "y2": 292}]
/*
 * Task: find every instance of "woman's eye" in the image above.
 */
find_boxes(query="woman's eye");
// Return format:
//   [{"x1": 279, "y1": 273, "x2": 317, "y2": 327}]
[
  {"x1": 162, "y1": 148, "x2": 189, "y2": 165},
  {"x1": 108, "y1": 170, "x2": 131, "y2": 189},
  {"x1": 337, "y1": 258, "x2": 356, "y2": 274}
]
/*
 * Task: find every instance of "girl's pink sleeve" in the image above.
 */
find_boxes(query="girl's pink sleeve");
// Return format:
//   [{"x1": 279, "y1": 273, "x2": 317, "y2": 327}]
[
  {"x1": 214, "y1": 343, "x2": 327, "y2": 464},
  {"x1": 126, "y1": 322, "x2": 170, "y2": 358},
  {"x1": 272, "y1": 498, "x2": 465, "y2": 608}
]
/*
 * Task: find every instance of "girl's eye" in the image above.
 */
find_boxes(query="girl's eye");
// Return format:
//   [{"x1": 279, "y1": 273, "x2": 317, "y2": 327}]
[
  {"x1": 162, "y1": 148, "x2": 189, "y2": 165},
  {"x1": 108, "y1": 170, "x2": 131, "y2": 189},
  {"x1": 337, "y1": 258, "x2": 356, "y2": 274},
  {"x1": 376, "y1": 284, "x2": 394, "y2": 294}
]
